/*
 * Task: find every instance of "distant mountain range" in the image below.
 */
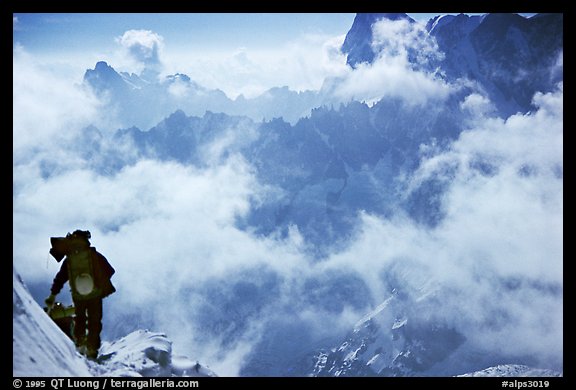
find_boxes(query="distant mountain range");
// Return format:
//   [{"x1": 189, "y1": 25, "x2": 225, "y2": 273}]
[
  {"x1": 84, "y1": 13, "x2": 562, "y2": 131},
  {"x1": 84, "y1": 61, "x2": 323, "y2": 129}
]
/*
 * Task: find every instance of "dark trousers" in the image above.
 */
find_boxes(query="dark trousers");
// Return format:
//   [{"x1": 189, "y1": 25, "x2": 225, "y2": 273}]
[{"x1": 73, "y1": 298, "x2": 103, "y2": 352}]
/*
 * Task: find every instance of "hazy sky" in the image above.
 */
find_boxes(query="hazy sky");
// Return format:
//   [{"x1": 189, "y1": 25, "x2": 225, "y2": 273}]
[{"x1": 13, "y1": 13, "x2": 354, "y2": 98}]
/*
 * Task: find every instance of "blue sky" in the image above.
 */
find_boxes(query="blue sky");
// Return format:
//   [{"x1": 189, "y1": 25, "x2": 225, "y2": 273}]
[
  {"x1": 13, "y1": 13, "x2": 357, "y2": 53},
  {"x1": 13, "y1": 12, "x2": 537, "y2": 55},
  {"x1": 15, "y1": 13, "x2": 538, "y2": 52},
  {"x1": 13, "y1": 13, "x2": 357, "y2": 97}
]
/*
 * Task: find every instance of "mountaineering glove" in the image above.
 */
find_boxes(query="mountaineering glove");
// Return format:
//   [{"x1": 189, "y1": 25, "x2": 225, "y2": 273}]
[{"x1": 45, "y1": 294, "x2": 56, "y2": 308}]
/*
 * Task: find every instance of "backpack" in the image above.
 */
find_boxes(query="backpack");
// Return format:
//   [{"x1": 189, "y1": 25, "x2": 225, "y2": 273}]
[{"x1": 66, "y1": 236, "x2": 102, "y2": 301}]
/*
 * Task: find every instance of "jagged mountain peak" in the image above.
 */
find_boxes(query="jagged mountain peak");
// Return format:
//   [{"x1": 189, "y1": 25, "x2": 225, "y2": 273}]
[
  {"x1": 165, "y1": 73, "x2": 191, "y2": 83},
  {"x1": 94, "y1": 60, "x2": 113, "y2": 72},
  {"x1": 86, "y1": 61, "x2": 123, "y2": 81},
  {"x1": 478, "y1": 12, "x2": 528, "y2": 30},
  {"x1": 340, "y1": 12, "x2": 562, "y2": 116},
  {"x1": 426, "y1": 13, "x2": 484, "y2": 36},
  {"x1": 83, "y1": 61, "x2": 127, "y2": 92},
  {"x1": 165, "y1": 108, "x2": 188, "y2": 122},
  {"x1": 341, "y1": 13, "x2": 415, "y2": 68}
]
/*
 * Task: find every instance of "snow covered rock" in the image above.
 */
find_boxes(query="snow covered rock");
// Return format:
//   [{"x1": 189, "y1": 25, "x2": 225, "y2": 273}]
[
  {"x1": 341, "y1": 13, "x2": 416, "y2": 68},
  {"x1": 457, "y1": 364, "x2": 562, "y2": 377},
  {"x1": 341, "y1": 13, "x2": 563, "y2": 117},
  {"x1": 94, "y1": 330, "x2": 217, "y2": 377}
]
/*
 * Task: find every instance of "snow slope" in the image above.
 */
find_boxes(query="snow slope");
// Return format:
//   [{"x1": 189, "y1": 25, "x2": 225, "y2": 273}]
[
  {"x1": 13, "y1": 269, "x2": 92, "y2": 376},
  {"x1": 13, "y1": 268, "x2": 217, "y2": 377}
]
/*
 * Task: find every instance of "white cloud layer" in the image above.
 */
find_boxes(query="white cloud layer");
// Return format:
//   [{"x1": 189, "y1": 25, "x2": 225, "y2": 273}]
[
  {"x1": 116, "y1": 29, "x2": 164, "y2": 80},
  {"x1": 13, "y1": 45, "x2": 103, "y2": 163}
]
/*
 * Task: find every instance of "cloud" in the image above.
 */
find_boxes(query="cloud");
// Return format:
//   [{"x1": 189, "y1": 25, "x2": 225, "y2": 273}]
[
  {"x1": 162, "y1": 33, "x2": 349, "y2": 99},
  {"x1": 371, "y1": 17, "x2": 443, "y2": 66},
  {"x1": 116, "y1": 29, "x2": 164, "y2": 80},
  {"x1": 332, "y1": 57, "x2": 451, "y2": 106},
  {"x1": 13, "y1": 46, "x2": 99, "y2": 157},
  {"x1": 438, "y1": 85, "x2": 563, "y2": 283},
  {"x1": 331, "y1": 18, "x2": 451, "y2": 106},
  {"x1": 330, "y1": 84, "x2": 563, "y2": 367},
  {"x1": 13, "y1": 153, "x2": 361, "y2": 374},
  {"x1": 12, "y1": 45, "x2": 123, "y2": 188},
  {"x1": 166, "y1": 76, "x2": 192, "y2": 98},
  {"x1": 460, "y1": 92, "x2": 497, "y2": 117}
]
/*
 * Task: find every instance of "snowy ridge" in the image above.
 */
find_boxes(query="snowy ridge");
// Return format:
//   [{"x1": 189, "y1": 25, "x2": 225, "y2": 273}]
[
  {"x1": 456, "y1": 365, "x2": 562, "y2": 377},
  {"x1": 353, "y1": 294, "x2": 394, "y2": 331},
  {"x1": 13, "y1": 268, "x2": 217, "y2": 377},
  {"x1": 427, "y1": 14, "x2": 454, "y2": 35},
  {"x1": 91, "y1": 330, "x2": 217, "y2": 377}
]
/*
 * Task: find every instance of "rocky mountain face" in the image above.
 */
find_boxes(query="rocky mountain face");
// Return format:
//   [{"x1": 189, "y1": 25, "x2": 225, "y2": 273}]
[
  {"x1": 342, "y1": 13, "x2": 563, "y2": 116},
  {"x1": 341, "y1": 13, "x2": 416, "y2": 67}
]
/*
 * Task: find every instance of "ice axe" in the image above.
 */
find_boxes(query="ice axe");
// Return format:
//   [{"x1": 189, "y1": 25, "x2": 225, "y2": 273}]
[{"x1": 45, "y1": 301, "x2": 75, "y2": 319}]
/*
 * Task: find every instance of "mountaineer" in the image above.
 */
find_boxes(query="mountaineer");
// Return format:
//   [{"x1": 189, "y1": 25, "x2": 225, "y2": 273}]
[{"x1": 45, "y1": 230, "x2": 116, "y2": 360}]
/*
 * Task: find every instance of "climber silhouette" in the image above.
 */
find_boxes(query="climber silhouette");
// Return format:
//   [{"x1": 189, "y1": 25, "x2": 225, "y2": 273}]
[{"x1": 45, "y1": 230, "x2": 116, "y2": 359}]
